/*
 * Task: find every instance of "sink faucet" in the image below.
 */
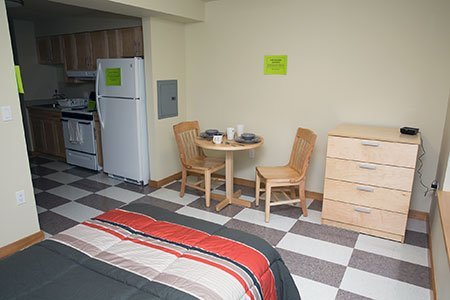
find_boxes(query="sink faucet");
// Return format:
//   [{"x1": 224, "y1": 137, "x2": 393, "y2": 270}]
[{"x1": 52, "y1": 89, "x2": 66, "y2": 99}]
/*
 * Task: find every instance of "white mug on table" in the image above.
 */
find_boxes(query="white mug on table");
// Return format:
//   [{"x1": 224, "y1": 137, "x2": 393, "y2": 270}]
[
  {"x1": 236, "y1": 124, "x2": 244, "y2": 137},
  {"x1": 213, "y1": 134, "x2": 223, "y2": 144},
  {"x1": 227, "y1": 127, "x2": 235, "y2": 140}
]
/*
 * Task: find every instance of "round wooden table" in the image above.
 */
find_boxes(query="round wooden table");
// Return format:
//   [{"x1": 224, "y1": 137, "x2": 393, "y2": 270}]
[{"x1": 195, "y1": 136, "x2": 264, "y2": 211}]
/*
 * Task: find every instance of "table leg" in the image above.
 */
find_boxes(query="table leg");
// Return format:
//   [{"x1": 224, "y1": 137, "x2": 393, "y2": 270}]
[{"x1": 216, "y1": 151, "x2": 251, "y2": 211}]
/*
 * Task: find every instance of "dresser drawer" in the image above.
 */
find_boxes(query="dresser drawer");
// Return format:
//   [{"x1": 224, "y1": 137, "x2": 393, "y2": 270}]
[
  {"x1": 327, "y1": 136, "x2": 418, "y2": 168},
  {"x1": 323, "y1": 179, "x2": 410, "y2": 213},
  {"x1": 325, "y1": 158, "x2": 415, "y2": 191},
  {"x1": 322, "y1": 199, "x2": 407, "y2": 236}
]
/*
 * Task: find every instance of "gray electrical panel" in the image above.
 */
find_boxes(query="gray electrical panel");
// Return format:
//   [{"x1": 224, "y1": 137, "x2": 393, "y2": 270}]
[{"x1": 157, "y1": 80, "x2": 178, "y2": 119}]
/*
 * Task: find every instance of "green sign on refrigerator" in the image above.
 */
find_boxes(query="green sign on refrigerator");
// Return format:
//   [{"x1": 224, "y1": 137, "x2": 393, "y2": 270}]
[{"x1": 105, "y1": 68, "x2": 121, "y2": 86}]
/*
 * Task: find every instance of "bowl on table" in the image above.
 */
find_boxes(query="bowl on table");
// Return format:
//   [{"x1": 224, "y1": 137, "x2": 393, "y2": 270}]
[
  {"x1": 241, "y1": 133, "x2": 256, "y2": 141},
  {"x1": 205, "y1": 129, "x2": 219, "y2": 136}
]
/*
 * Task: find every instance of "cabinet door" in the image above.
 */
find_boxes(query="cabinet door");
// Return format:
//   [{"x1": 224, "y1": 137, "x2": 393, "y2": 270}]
[
  {"x1": 50, "y1": 36, "x2": 63, "y2": 64},
  {"x1": 90, "y1": 31, "x2": 108, "y2": 68},
  {"x1": 75, "y1": 32, "x2": 94, "y2": 70},
  {"x1": 54, "y1": 120, "x2": 66, "y2": 158},
  {"x1": 107, "y1": 29, "x2": 121, "y2": 58},
  {"x1": 62, "y1": 34, "x2": 77, "y2": 71},
  {"x1": 43, "y1": 120, "x2": 58, "y2": 156},
  {"x1": 120, "y1": 27, "x2": 143, "y2": 57},
  {"x1": 30, "y1": 117, "x2": 45, "y2": 152},
  {"x1": 36, "y1": 37, "x2": 52, "y2": 64}
]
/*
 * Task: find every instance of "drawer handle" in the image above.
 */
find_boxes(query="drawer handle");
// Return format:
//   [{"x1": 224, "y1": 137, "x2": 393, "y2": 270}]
[
  {"x1": 361, "y1": 140, "x2": 379, "y2": 147},
  {"x1": 359, "y1": 163, "x2": 377, "y2": 170},
  {"x1": 354, "y1": 207, "x2": 371, "y2": 214},
  {"x1": 356, "y1": 185, "x2": 374, "y2": 192}
]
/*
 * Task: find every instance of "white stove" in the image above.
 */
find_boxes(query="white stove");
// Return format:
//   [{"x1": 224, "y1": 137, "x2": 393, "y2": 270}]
[{"x1": 61, "y1": 108, "x2": 100, "y2": 171}]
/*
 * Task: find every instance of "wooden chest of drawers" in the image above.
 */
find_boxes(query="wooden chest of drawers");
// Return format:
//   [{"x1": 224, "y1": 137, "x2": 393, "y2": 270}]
[{"x1": 322, "y1": 124, "x2": 420, "y2": 242}]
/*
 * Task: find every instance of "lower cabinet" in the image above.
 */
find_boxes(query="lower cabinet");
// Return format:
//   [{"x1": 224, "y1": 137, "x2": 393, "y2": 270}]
[{"x1": 29, "y1": 108, "x2": 65, "y2": 159}]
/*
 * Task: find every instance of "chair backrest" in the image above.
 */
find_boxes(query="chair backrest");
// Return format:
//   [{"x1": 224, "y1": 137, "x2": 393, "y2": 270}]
[
  {"x1": 288, "y1": 128, "x2": 317, "y2": 178},
  {"x1": 173, "y1": 121, "x2": 204, "y2": 168}
]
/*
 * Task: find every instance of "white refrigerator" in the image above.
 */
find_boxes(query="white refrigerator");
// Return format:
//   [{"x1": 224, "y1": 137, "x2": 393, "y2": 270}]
[{"x1": 96, "y1": 58, "x2": 150, "y2": 185}]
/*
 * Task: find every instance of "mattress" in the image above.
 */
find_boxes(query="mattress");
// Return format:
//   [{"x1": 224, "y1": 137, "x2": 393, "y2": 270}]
[{"x1": 0, "y1": 203, "x2": 300, "y2": 300}]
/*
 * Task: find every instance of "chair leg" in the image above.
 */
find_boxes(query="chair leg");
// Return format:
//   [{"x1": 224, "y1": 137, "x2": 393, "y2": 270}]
[
  {"x1": 180, "y1": 168, "x2": 187, "y2": 198},
  {"x1": 290, "y1": 186, "x2": 296, "y2": 199},
  {"x1": 299, "y1": 180, "x2": 308, "y2": 217},
  {"x1": 255, "y1": 173, "x2": 261, "y2": 206},
  {"x1": 204, "y1": 171, "x2": 211, "y2": 208},
  {"x1": 265, "y1": 184, "x2": 272, "y2": 223}
]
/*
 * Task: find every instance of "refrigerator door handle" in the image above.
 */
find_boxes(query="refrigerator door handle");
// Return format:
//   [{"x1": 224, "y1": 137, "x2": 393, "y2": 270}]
[{"x1": 96, "y1": 63, "x2": 105, "y2": 128}]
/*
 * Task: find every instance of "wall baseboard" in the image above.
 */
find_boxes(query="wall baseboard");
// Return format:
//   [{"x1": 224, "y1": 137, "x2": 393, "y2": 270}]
[
  {"x1": 149, "y1": 172, "x2": 182, "y2": 188},
  {"x1": 408, "y1": 209, "x2": 429, "y2": 221},
  {"x1": 149, "y1": 172, "x2": 428, "y2": 221},
  {"x1": 0, "y1": 230, "x2": 44, "y2": 259}
]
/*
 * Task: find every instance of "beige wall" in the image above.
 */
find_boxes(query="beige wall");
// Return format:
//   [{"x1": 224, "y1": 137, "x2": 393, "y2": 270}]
[
  {"x1": 185, "y1": 0, "x2": 450, "y2": 212},
  {"x1": 142, "y1": 17, "x2": 186, "y2": 180},
  {"x1": 436, "y1": 95, "x2": 450, "y2": 190},
  {"x1": 0, "y1": 2, "x2": 40, "y2": 247},
  {"x1": 13, "y1": 20, "x2": 59, "y2": 100}
]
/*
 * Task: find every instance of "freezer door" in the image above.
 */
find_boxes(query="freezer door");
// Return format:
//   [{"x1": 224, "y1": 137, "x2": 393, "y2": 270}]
[
  {"x1": 97, "y1": 58, "x2": 141, "y2": 99},
  {"x1": 99, "y1": 97, "x2": 146, "y2": 182}
]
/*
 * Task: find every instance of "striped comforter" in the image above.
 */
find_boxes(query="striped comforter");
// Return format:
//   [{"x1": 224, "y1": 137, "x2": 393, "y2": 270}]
[{"x1": 0, "y1": 203, "x2": 300, "y2": 300}]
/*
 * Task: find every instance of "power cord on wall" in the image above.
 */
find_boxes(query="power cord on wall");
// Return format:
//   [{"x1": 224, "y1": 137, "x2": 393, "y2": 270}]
[{"x1": 417, "y1": 136, "x2": 431, "y2": 196}]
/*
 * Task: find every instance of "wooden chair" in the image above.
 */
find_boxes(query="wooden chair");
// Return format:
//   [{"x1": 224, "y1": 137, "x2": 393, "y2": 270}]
[
  {"x1": 173, "y1": 121, "x2": 225, "y2": 207},
  {"x1": 255, "y1": 128, "x2": 317, "y2": 222}
]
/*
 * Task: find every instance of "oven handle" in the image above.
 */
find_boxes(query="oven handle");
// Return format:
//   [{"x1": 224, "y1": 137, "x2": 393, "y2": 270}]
[{"x1": 96, "y1": 62, "x2": 105, "y2": 129}]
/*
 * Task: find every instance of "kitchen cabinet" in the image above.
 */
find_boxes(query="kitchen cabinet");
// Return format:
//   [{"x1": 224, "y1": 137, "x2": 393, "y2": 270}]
[
  {"x1": 62, "y1": 34, "x2": 77, "y2": 71},
  {"x1": 28, "y1": 107, "x2": 65, "y2": 159},
  {"x1": 36, "y1": 36, "x2": 63, "y2": 64},
  {"x1": 91, "y1": 31, "x2": 109, "y2": 68},
  {"x1": 106, "y1": 29, "x2": 121, "y2": 58},
  {"x1": 120, "y1": 27, "x2": 143, "y2": 57},
  {"x1": 75, "y1": 32, "x2": 94, "y2": 70},
  {"x1": 37, "y1": 26, "x2": 144, "y2": 72}
]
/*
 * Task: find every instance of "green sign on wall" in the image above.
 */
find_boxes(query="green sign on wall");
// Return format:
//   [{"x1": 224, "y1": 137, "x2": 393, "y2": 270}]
[
  {"x1": 105, "y1": 68, "x2": 122, "y2": 86},
  {"x1": 264, "y1": 55, "x2": 287, "y2": 75}
]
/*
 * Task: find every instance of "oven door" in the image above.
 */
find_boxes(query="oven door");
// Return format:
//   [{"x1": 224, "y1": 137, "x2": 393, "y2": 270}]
[{"x1": 61, "y1": 118, "x2": 97, "y2": 154}]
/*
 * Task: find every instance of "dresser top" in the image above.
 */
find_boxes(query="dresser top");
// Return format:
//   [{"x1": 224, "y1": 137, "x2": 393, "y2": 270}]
[{"x1": 329, "y1": 124, "x2": 421, "y2": 145}]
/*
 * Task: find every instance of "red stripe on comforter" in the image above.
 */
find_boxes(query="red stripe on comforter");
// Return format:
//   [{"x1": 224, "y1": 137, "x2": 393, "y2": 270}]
[{"x1": 95, "y1": 209, "x2": 277, "y2": 300}]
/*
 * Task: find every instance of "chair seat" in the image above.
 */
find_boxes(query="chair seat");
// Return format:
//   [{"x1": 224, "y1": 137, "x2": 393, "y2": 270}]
[
  {"x1": 256, "y1": 166, "x2": 302, "y2": 183},
  {"x1": 187, "y1": 156, "x2": 225, "y2": 171}
]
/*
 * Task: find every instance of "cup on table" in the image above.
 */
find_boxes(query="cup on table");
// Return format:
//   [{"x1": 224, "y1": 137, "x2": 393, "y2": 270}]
[
  {"x1": 236, "y1": 124, "x2": 244, "y2": 137},
  {"x1": 213, "y1": 134, "x2": 223, "y2": 144},
  {"x1": 227, "y1": 127, "x2": 235, "y2": 140}
]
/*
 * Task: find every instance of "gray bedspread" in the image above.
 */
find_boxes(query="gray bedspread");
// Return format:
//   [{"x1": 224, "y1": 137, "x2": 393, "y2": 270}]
[{"x1": 0, "y1": 203, "x2": 300, "y2": 300}]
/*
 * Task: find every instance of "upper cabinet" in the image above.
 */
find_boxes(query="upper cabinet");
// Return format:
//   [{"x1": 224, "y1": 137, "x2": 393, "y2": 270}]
[
  {"x1": 120, "y1": 27, "x2": 143, "y2": 58},
  {"x1": 62, "y1": 34, "x2": 77, "y2": 71},
  {"x1": 37, "y1": 36, "x2": 63, "y2": 64},
  {"x1": 91, "y1": 30, "x2": 109, "y2": 67},
  {"x1": 36, "y1": 26, "x2": 143, "y2": 71}
]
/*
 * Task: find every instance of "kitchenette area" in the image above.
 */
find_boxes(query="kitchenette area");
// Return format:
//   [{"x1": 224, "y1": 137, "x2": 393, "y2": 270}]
[{"x1": 8, "y1": 0, "x2": 149, "y2": 184}]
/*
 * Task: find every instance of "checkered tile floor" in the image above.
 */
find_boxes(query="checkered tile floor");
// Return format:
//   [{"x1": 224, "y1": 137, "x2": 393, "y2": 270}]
[{"x1": 30, "y1": 156, "x2": 432, "y2": 300}]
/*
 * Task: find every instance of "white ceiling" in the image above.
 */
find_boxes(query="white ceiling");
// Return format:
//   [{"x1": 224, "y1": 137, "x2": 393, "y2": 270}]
[{"x1": 6, "y1": 0, "x2": 138, "y2": 21}]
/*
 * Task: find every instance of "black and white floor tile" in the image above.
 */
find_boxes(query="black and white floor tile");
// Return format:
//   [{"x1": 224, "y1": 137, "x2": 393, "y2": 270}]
[{"x1": 29, "y1": 156, "x2": 432, "y2": 300}]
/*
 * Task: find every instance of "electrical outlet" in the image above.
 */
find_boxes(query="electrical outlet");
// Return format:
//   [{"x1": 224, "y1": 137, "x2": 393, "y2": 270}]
[
  {"x1": 1, "y1": 106, "x2": 12, "y2": 121},
  {"x1": 431, "y1": 180, "x2": 439, "y2": 190},
  {"x1": 16, "y1": 190, "x2": 25, "y2": 205}
]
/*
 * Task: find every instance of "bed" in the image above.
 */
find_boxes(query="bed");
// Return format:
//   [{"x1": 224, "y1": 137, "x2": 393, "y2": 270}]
[{"x1": 0, "y1": 203, "x2": 300, "y2": 300}]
